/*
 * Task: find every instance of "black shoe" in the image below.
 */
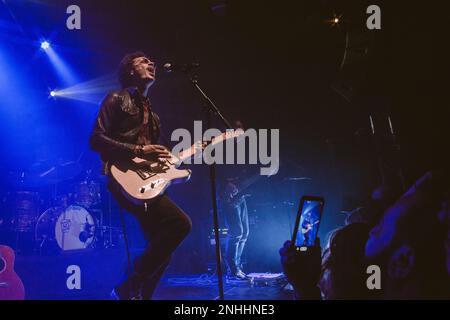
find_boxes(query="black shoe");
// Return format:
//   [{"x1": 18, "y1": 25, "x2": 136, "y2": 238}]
[
  {"x1": 111, "y1": 274, "x2": 143, "y2": 300},
  {"x1": 111, "y1": 288, "x2": 142, "y2": 300},
  {"x1": 111, "y1": 288, "x2": 143, "y2": 300}
]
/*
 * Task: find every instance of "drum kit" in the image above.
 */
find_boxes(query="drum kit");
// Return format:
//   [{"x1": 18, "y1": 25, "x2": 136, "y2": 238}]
[{"x1": 1, "y1": 159, "x2": 118, "y2": 255}]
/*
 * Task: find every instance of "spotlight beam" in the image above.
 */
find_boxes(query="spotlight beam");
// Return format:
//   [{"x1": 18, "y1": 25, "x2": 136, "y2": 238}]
[
  {"x1": 50, "y1": 73, "x2": 119, "y2": 104},
  {"x1": 43, "y1": 45, "x2": 78, "y2": 86}
]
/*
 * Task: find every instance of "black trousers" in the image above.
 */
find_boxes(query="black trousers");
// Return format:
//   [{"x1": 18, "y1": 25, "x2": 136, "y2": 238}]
[
  {"x1": 223, "y1": 199, "x2": 249, "y2": 273},
  {"x1": 109, "y1": 182, "x2": 192, "y2": 298}
]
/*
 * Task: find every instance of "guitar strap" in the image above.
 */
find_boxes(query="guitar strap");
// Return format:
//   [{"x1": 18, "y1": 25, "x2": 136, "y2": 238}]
[
  {"x1": 136, "y1": 98, "x2": 152, "y2": 212},
  {"x1": 136, "y1": 97, "x2": 154, "y2": 145}
]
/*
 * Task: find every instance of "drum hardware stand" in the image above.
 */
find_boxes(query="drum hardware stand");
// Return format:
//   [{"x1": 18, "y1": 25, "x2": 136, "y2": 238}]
[
  {"x1": 181, "y1": 70, "x2": 233, "y2": 300},
  {"x1": 14, "y1": 231, "x2": 20, "y2": 255},
  {"x1": 98, "y1": 201, "x2": 104, "y2": 243},
  {"x1": 38, "y1": 236, "x2": 48, "y2": 256},
  {"x1": 119, "y1": 207, "x2": 132, "y2": 274},
  {"x1": 106, "y1": 192, "x2": 113, "y2": 248}
]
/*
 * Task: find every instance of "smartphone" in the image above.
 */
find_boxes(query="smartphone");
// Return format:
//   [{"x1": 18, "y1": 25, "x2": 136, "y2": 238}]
[{"x1": 292, "y1": 196, "x2": 325, "y2": 249}]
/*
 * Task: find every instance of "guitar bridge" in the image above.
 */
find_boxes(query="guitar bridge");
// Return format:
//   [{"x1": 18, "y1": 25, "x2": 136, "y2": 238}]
[
  {"x1": 136, "y1": 169, "x2": 157, "y2": 180},
  {"x1": 136, "y1": 161, "x2": 170, "y2": 180}
]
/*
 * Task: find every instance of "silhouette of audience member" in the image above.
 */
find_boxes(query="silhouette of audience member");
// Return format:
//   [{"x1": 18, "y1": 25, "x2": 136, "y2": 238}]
[
  {"x1": 280, "y1": 223, "x2": 372, "y2": 299},
  {"x1": 436, "y1": 195, "x2": 450, "y2": 276},
  {"x1": 345, "y1": 184, "x2": 402, "y2": 227},
  {"x1": 365, "y1": 171, "x2": 449, "y2": 299},
  {"x1": 281, "y1": 171, "x2": 449, "y2": 299}
]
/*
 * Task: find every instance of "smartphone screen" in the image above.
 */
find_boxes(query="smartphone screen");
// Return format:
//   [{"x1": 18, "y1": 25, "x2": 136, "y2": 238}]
[{"x1": 292, "y1": 196, "x2": 325, "y2": 248}]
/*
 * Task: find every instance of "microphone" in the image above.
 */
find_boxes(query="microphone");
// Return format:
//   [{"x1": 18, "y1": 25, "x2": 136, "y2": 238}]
[{"x1": 163, "y1": 62, "x2": 200, "y2": 73}]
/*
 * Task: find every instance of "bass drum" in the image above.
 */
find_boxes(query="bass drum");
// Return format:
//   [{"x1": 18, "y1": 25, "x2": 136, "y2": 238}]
[{"x1": 35, "y1": 206, "x2": 96, "y2": 251}]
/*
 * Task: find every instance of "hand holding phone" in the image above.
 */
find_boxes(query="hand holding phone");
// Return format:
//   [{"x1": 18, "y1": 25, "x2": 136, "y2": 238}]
[{"x1": 280, "y1": 239, "x2": 322, "y2": 299}]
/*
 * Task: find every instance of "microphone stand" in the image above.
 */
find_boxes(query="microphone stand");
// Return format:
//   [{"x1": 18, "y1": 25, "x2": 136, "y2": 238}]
[{"x1": 184, "y1": 71, "x2": 232, "y2": 300}]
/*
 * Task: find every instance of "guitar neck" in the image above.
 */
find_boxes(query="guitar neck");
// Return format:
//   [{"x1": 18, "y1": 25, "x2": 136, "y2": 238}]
[
  {"x1": 177, "y1": 129, "x2": 244, "y2": 164},
  {"x1": 177, "y1": 145, "x2": 199, "y2": 163}
]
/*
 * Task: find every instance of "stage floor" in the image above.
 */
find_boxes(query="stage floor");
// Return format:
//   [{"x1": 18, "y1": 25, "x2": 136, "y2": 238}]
[
  {"x1": 20, "y1": 274, "x2": 293, "y2": 300},
  {"x1": 153, "y1": 275, "x2": 293, "y2": 300},
  {"x1": 13, "y1": 249, "x2": 293, "y2": 300}
]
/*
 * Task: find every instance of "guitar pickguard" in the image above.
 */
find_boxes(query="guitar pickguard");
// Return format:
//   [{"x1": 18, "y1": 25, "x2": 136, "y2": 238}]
[{"x1": 135, "y1": 161, "x2": 170, "y2": 180}]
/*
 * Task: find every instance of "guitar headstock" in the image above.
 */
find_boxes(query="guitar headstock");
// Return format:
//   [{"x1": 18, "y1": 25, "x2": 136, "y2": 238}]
[{"x1": 178, "y1": 129, "x2": 246, "y2": 163}]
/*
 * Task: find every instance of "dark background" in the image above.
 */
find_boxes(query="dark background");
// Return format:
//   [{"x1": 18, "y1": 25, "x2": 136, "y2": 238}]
[{"x1": 0, "y1": 0, "x2": 444, "y2": 273}]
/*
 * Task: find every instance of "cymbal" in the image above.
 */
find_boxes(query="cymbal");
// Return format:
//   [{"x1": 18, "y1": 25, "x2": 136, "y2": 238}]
[
  {"x1": 9, "y1": 161, "x2": 83, "y2": 188},
  {"x1": 283, "y1": 177, "x2": 312, "y2": 181},
  {"x1": 34, "y1": 161, "x2": 83, "y2": 183}
]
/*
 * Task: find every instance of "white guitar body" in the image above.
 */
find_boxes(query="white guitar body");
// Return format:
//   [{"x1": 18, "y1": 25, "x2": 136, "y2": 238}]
[
  {"x1": 110, "y1": 155, "x2": 191, "y2": 205},
  {"x1": 109, "y1": 130, "x2": 244, "y2": 205}
]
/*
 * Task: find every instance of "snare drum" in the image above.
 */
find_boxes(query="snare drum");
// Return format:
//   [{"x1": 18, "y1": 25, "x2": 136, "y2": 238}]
[{"x1": 72, "y1": 180, "x2": 101, "y2": 209}]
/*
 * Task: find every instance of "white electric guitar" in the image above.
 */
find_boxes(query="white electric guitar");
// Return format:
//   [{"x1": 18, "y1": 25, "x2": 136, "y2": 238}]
[{"x1": 110, "y1": 130, "x2": 244, "y2": 205}]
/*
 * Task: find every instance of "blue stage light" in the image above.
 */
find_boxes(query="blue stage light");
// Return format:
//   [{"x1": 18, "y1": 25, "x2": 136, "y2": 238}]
[
  {"x1": 51, "y1": 73, "x2": 119, "y2": 104},
  {"x1": 50, "y1": 90, "x2": 56, "y2": 97},
  {"x1": 41, "y1": 44, "x2": 78, "y2": 86},
  {"x1": 41, "y1": 41, "x2": 50, "y2": 50}
]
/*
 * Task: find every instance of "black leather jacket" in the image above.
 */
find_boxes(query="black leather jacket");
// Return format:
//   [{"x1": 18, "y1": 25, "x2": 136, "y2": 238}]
[{"x1": 89, "y1": 87, "x2": 161, "y2": 164}]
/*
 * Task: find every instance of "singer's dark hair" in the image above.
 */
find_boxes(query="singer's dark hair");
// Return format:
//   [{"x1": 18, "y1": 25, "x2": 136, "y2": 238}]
[{"x1": 118, "y1": 51, "x2": 150, "y2": 88}]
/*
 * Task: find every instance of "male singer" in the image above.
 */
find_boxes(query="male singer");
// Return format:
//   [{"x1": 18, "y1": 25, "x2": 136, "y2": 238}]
[{"x1": 90, "y1": 52, "x2": 192, "y2": 300}]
